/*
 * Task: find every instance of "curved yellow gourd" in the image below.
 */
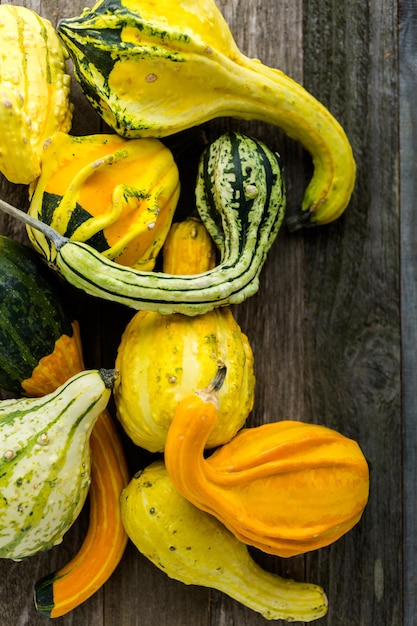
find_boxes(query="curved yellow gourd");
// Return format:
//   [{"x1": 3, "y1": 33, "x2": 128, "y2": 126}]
[
  {"x1": 120, "y1": 460, "x2": 328, "y2": 623},
  {"x1": 58, "y1": 0, "x2": 356, "y2": 227}
]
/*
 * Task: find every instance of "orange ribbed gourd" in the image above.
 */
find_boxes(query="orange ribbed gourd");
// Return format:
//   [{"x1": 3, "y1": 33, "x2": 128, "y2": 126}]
[{"x1": 165, "y1": 370, "x2": 370, "y2": 558}]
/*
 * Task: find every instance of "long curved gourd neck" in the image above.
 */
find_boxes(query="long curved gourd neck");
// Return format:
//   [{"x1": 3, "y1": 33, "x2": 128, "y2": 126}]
[
  {"x1": 224, "y1": 56, "x2": 355, "y2": 223},
  {"x1": 216, "y1": 554, "x2": 329, "y2": 624},
  {"x1": 164, "y1": 366, "x2": 227, "y2": 512},
  {"x1": 57, "y1": 0, "x2": 356, "y2": 226}
]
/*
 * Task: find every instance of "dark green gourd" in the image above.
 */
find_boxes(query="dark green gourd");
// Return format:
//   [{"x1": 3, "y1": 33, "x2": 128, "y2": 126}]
[{"x1": 0, "y1": 236, "x2": 80, "y2": 395}]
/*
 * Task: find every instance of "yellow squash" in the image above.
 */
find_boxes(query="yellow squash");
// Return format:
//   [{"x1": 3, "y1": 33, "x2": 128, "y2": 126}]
[
  {"x1": 114, "y1": 217, "x2": 255, "y2": 452},
  {"x1": 0, "y1": 5, "x2": 73, "y2": 185},
  {"x1": 120, "y1": 460, "x2": 328, "y2": 622}
]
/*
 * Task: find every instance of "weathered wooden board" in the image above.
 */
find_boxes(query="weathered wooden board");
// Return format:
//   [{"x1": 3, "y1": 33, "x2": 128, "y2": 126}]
[
  {"x1": 400, "y1": 2, "x2": 417, "y2": 625},
  {"x1": 0, "y1": 0, "x2": 404, "y2": 624}
]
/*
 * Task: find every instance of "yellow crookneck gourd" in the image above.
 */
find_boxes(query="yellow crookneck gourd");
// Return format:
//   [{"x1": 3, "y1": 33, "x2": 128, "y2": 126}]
[
  {"x1": 164, "y1": 368, "x2": 370, "y2": 558},
  {"x1": 28, "y1": 132, "x2": 180, "y2": 270},
  {"x1": 114, "y1": 216, "x2": 255, "y2": 452},
  {"x1": 57, "y1": 0, "x2": 356, "y2": 227},
  {"x1": 0, "y1": 5, "x2": 73, "y2": 185},
  {"x1": 120, "y1": 459, "x2": 328, "y2": 623}
]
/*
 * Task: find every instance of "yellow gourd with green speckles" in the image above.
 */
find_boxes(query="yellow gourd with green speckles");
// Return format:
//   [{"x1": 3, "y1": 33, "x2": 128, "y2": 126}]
[{"x1": 120, "y1": 459, "x2": 328, "y2": 622}]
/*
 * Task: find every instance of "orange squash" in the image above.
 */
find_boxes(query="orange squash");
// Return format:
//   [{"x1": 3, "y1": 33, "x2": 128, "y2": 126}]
[
  {"x1": 164, "y1": 368, "x2": 370, "y2": 558},
  {"x1": 31, "y1": 320, "x2": 129, "y2": 617},
  {"x1": 35, "y1": 404, "x2": 129, "y2": 618}
]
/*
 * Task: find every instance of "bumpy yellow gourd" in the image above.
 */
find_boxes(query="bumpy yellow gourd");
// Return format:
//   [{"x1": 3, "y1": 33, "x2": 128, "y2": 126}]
[
  {"x1": 114, "y1": 217, "x2": 255, "y2": 452},
  {"x1": 165, "y1": 369, "x2": 370, "y2": 558},
  {"x1": 28, "y1": 132, "x2": 180, "y2": 270},
  {"x1": 0, "y1": 5, "x2": 73, "y2": 185}
]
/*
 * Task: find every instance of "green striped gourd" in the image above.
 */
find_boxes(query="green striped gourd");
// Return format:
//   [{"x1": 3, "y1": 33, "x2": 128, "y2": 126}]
[
  {"x1": 0, "y1": 132, "x2": 286, "y2": 315},
  {"x1": 0, "y1": 369, "x2": 113, "y2": 561}
]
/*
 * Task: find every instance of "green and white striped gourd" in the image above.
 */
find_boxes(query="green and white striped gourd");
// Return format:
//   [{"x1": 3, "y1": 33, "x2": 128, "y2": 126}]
[
  {"x1": 0, "y1": 369, "x2": 113, "y2": 561},
  {"x1": 0, "y1": 132, "x2": 285, "y2": 316}
]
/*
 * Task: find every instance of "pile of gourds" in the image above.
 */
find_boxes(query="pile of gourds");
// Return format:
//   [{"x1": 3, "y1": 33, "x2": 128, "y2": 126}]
[{"x1": 0, "y1": 1, "x2": 369, "y2": 623}]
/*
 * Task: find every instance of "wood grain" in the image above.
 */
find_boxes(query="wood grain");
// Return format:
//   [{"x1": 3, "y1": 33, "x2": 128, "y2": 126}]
[
  {"x1": 400, "y1": 2, "x2": 417, "y2": 625},
  {"x1": 0, "y1": 0, "x2": 404, "y2": 624}
]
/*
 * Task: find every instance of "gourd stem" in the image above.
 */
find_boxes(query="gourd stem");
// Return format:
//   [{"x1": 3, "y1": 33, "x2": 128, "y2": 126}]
[
  {"x1": 0, "y1": 198, "x2": 66, "y2": 250},
  {"x1": 98, "y1": 368, "x2": 116, "y2": 388},
  {"x1": 207, "y1": 363, "x2": 227, "y2": 392}
]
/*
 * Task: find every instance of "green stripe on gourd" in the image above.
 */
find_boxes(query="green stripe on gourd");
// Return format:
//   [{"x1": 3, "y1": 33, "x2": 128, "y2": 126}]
[
  {"x1": 39, "y1": 192, "x2": 109, "y2": 253},
  {"x1": 0, "y1": 132, "x2": 285, "y2": 316},
  {"x1": 0, "y1": 369, "x2": 113, "y2": 560}
]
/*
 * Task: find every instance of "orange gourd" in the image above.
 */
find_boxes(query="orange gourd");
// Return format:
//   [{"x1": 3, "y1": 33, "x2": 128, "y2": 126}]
[
  {"x1": 0, "y1": 172, "x2": 129, "y2": 617},
  {"x1": 35, "y1": 400, "x2": 129, "y2": 617},
  {"x1": 28, "y1": 326, "x2": 129, "y2": 618},
  {"x1": 164, "y1": 368, "x2": 370, "y2": 558}
]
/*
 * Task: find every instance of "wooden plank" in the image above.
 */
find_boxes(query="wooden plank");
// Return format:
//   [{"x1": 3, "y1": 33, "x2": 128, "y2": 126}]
[
  {"x1": 302, "y1": 2, "x2": 402, "y2": 625},
  {"x1": 0, "y1": 0, "x2": 403, "y2": 624},
  {"x1": 399, "y1": 1, "x2": 417, "y2": 624}
]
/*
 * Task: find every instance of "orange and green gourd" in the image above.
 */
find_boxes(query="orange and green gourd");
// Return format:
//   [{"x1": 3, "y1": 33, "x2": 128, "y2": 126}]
[{"x1": 28, "y1": 132, "x2": 180, "y2": 270}]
